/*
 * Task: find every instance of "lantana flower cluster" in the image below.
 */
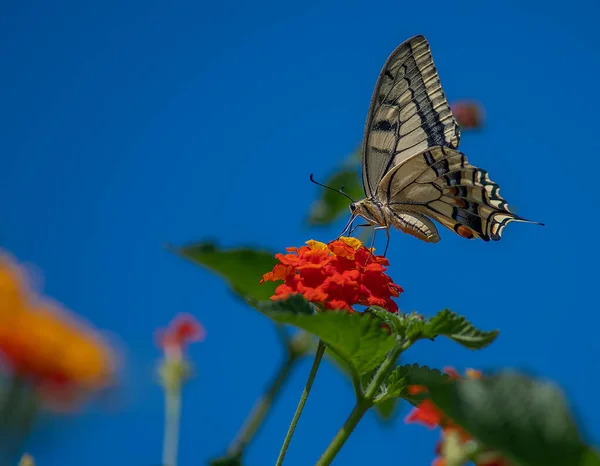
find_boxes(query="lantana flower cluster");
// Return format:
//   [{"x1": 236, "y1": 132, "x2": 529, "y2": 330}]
[
  {"x1": 405, "y1": 367, "x2": 511, "y2": 466},
  {"x1": 261, "y1": 237, "x2": 402, "y2": 312}
]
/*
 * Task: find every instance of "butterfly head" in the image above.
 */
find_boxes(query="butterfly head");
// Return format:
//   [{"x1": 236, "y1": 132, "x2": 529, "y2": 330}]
[{"x1": 350, "y1": 198, "x2": 385, "y2": 226}]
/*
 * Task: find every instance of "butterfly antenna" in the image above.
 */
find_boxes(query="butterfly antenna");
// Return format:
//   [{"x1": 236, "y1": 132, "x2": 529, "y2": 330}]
[
  {"x1": 338, "y1": 185, "x2": 355, "y2": 202},
  {"x1": 309, "y1": 174, "x2": 355, "y2": 203}
]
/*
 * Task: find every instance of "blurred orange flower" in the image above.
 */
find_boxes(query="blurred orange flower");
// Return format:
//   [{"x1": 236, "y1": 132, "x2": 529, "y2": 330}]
[
  {"x1": 0, "y1": 252, "x2": 115, "y2": 409},
  {"x1": 261, "y1": 237, "x2": 403, "y2": 312},
  {"x1": 406, "y1": 367, "x2": 511, "y2": 466}
]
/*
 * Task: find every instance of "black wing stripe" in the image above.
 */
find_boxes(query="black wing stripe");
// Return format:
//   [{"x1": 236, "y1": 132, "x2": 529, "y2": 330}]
[{"x1": 361, "y1": 35, "x2": 460, "y2": 197}]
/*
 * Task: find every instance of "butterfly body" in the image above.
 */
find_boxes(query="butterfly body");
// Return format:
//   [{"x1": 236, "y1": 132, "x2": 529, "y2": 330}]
[
  {"x1": 352, "y1": 197, "x2": 440, "y2": 243},
  {"x1": 351, "y1": 35, "x2": 541, "y2": 244}
]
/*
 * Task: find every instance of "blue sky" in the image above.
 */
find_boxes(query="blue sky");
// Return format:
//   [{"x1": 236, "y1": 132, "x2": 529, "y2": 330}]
[{"x1": 1, "y1": 0, "x2": 599, "y2": 464}]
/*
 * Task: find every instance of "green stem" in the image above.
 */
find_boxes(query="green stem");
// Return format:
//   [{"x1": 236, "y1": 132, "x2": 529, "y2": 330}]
[
  {"x1": 0, "y1": 376, "x2": 39, "y2": 464},
  {"x1": 275, "y1": 339, "x2": 327, "y2": 466},
  {"x1": 315, "y1": 401, "x2": 369, "y2": 466},
  {"x1": 227, "y1": 355, "x2": 298, "y2": 457},
  {"x1": 316, "y1": 343, "x2": 407, "y2": 466},
  {"x1": 162, "y1": 385, "x2": 182, "y2": 466},
  {"x1": 364, "y1": 343, "x2": 406, "y2": 400}
]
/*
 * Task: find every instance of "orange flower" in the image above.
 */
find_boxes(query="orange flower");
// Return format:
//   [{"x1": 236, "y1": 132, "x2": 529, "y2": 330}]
[
  {"x1": 0, "y1": 253, "x2": 116, "y2": 409},
  {"x1": 406, "y1": 367, "x2": 512, "y2": 466},
  {"x1": 0, "y1": 253, "x2": 31, "y2": 315},
  {"x1": 261, "y1": 237, "x2": 403, "y2": 312}
]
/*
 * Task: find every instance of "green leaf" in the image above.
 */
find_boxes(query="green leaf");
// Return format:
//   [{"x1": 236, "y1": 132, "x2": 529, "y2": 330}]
[
  {"x1": 255, "y1": 296, "x2": 396, "y2": 375},
  {"x1": 366, "y1": 307, "x2": 427, "y2": 341},
  {"x1": 429, "y1": 371, "x2": 594, "y2": 466},
  {"x1": 307, "y1": 166, "x2": 363, "y2": 226},
  {"x1": 171, "y1": 242, "x2": 278, "y2": 301},
  {"x1": 373, "y1": 398, "x2": 399, "y2": 420},
  {"x1": 419, "y1": 309, "x2": 498, "y2": 350},
  {"x1": 580, "y1": 448, "x2": 600, "y2": 466},
  {"x1": 365, "y1": 306, "x2": 407, "y2": 335},
  {"x1": 374, "y1": 364, "x2": 450, "y2": 405}
]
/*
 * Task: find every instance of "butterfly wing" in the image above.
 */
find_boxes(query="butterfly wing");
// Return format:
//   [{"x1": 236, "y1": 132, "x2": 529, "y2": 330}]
[
  {"x1": 376, "y1": 146, "x2": 541, "y2": 241},
  {"x1": 362, "y1": 35, "x2": 460, "y2": 198},
  {"x1": 388, "y1": 212, "x2": 441, "y2": 243}
]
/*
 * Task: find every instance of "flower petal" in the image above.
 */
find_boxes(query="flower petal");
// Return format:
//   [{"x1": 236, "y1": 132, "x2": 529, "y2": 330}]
[
  {"x1": 338, "y1": 236, "x2": 363, "y2": 250},
  {"x1": 305, "y1": 240, "x2": 328, "y2": 251}
]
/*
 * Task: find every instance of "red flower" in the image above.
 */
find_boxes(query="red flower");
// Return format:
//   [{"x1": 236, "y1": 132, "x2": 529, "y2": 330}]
[
  {"x1": 156, "y1": 314, "x2": 205, "y2": 359},
  {"x1": 261, "y1": 237, "x2": 402, "y2": 313},
  {"x1": 405, "y1": 399, "x2": 444, "y2": 428}
]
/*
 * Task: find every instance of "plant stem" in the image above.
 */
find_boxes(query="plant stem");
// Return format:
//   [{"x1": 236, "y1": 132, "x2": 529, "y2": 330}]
[
  {"x1": 315, "y1": 401, "x2": 369, "y2": 466},
  {"x1": 275, "y1": 339, "x2": 327, "y2": 466},
  {"x1": 162, "y1": 385, "x2": 182, "y2": 466},
  {"x1": 316, "y1": 343, "x2": 407, "y2": 465},
  {"x1": 364, "y1": 344, "x2": 406, "y2": 400},
  {"x1": 227, "y1": 355, "x2": 297, "y2": 457}
]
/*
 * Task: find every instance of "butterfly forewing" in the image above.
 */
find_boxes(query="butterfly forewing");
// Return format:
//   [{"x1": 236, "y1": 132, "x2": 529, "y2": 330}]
[
  {"x1": 362, "y1": 35, "x2": 461, "y2": 197},
  {"x1": 377, "y1": 146, "x2": 537, "y2": 241}
]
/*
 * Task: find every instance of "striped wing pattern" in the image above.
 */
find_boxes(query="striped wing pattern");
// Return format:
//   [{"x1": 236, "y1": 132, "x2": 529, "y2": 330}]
[
  {"x1": 362, "y1": 35, "x2": 460, "y2": 197},
  {"x1": 377, "y1": 146, "x2": 537, "y2": 241}
]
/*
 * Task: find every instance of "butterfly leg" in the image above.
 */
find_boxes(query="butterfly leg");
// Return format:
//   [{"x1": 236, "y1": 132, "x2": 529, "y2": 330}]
[
  {"x1": 349, "y1": 223, "x2": 371, "y2": 235},
  {"x1": 382, "y1": 227, "x2": 391, "y2": 257},
  {"x1": 365, "y1": 226, "x2": 388, "y2": 263}
]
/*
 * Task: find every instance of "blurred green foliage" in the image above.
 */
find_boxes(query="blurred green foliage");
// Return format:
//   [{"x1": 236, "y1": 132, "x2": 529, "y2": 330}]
[
  {"x1": 428, "y1": 372, "x2": 600, "y2": 466},
  {"x1": 307, "y1": 149, "x2": 363, "y2": 226}
]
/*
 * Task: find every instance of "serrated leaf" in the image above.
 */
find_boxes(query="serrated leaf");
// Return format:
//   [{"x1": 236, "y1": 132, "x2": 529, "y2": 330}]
[
  {"x1": 172, "y1": 242, "x2": 278, "y2": 301},
  {"x1": 255, "y1": 296, "x2": 396, "y2": 375},
  {"x1": 420, "y1": 309, "x2": 498, "y2": 349},
  {"x1": 374, "y1": 364, "x2": 449, "y2": 405},
  {"x1": 365, "y1": 307, "x2": 406, "y2": 334},
  {"x1": 307, "y1": 167, "x2": 363, "y2": 226},
  {"x1": 428, "y1": 371, "x2": 593, "y2": 466}
]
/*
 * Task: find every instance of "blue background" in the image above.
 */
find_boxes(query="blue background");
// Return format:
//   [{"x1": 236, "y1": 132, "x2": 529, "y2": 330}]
[{"x1": 1, "y1": 0, "x2": 599, "y2": 464}]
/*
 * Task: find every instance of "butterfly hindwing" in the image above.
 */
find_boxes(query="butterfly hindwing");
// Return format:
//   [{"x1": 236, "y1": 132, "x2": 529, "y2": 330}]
[
  {"x1": 376, "y1": 146, "x2": 537, "y2": 241},
  {"x1": 361, "y1": 35, "x2": 460, "y2": 197},
  {"x1": 391, "y1": 212, "x2": 441, "y2": 243}
]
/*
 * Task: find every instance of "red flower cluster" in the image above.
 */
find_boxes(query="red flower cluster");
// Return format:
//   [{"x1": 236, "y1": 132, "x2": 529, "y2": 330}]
[
  {"x1": 406, "y1": 367, "x2": 511, "y2": 466},
  {"x1": 261, "y1": 237, "x2": 403, "y2": 312}
]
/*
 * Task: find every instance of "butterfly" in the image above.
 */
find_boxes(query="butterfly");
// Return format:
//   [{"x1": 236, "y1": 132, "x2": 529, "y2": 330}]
[{"x1": 343, "y1": 35, "x2": 541, "y2": 250}]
